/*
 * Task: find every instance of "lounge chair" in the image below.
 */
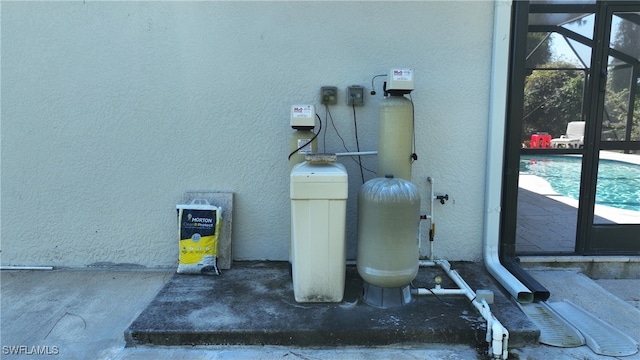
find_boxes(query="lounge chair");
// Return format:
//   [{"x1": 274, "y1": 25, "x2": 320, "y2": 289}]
[{"x1": 551, "y1": 121, "x2": 585, "y2": 148}]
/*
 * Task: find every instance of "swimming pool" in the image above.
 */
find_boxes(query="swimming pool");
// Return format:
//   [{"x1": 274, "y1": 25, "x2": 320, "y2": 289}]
[{"x1": 520, "y1": 155, "x2": 640, "y2": 212}]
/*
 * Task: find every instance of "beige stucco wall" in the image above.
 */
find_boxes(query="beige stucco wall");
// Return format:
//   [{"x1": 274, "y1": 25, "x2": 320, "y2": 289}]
[{"x1": 1, "y1": 1, "x2": 496, "y2": 267}]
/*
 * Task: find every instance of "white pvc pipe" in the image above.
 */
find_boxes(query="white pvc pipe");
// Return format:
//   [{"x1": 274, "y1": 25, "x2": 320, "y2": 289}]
[
  {"x1": 0, "y1": 266, "x2": 53, "y2": 270},
  {"x1": 418, "y1": 217, "x2": 423, "y2": 255},
  {"x1": 417, "y1": 259, "x2": 509, "y2": 359},
  {"x1": 493, "y1": 316, "x2": 509, "y2": 359},
  {"x1": 411, "y1": 288, "x2": 467, "y2": 296},
  {"x1": 419, "y1": 260, "x2": 437, "y2": 268},
  {"x1": 428, "y1": 177, "x2": 435, "y2": 224},
  {"x1": 484, "y1": 0, "x2": 533, "y2": 304},
  {"x1": 418, "y1": 177, "x2": 434, "y2": 257},
  {"x1": 335, "y1": 151, "x2": 377, "y2": 157},
  {"x1": 427, "y1": 177, "x2": 435, "y2": 260}
]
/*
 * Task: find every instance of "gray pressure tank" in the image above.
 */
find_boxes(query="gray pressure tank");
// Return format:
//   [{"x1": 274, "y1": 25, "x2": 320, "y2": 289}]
[{"x1": 357, "y1": 175, "x2": 421, "y2": 289}]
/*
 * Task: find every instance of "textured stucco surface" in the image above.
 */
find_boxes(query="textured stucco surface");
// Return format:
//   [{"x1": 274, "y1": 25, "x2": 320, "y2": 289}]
[{"x1": 1, "y1": 1, "x2": 495, "y2": 267}]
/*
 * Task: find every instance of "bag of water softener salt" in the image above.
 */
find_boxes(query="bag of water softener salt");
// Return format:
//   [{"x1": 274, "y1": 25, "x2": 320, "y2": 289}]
[{"x1": 176, "y1": 199, "x2": 222, "y2": 275}]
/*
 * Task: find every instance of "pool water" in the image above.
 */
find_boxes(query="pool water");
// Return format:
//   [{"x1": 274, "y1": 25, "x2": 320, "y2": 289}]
[{"x1": 520, "y1": 155, "x2": 640, "y2": 212}]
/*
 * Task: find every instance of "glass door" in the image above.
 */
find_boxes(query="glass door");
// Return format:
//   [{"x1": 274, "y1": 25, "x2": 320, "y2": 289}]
[
  {"x1": 503, "y1": 1, "x2": 639, "y2": 258},
  {"x1": 512, "y1": 5, "x2": 596, "y2": 255},
  {"x1": 585, "y1": 6, "x2": 640, "y2": 253}
]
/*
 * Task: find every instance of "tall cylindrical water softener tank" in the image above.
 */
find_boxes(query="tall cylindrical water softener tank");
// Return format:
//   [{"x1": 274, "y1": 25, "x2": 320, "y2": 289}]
[
  {"x1": 377, "y1": 95, "x2": 413, "y2": 181},
  {"x1": 357, "y1": 175, "x2": 421, "y2": 308}
]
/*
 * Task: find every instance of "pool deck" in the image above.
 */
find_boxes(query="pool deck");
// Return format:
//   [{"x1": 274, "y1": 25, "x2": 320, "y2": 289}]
[
  {"x1": 601, "y1": 150, "x2": 640, "y2": 165},
  {"x1": 516, "y1": 151, "x2": 639, "y2": 253}
]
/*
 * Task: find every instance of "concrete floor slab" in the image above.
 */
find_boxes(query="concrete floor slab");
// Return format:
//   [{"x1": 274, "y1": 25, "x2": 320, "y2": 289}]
[
  {"x1": 0, "y1": 268, "x2": 171, "y2": 359},
  {"x1": 526, "y1": 270, "x2": 640, "y2": 345},
  {"x1": 3, "y1": 263, "x2": 637, "y2": 359},
  {"x1": 595, "y1": 278, "x2": 640, "y2": 310},
  {"x1": 125, "y1": 261, "x2": 538, "y2": 350},
  {"x1": 513, "y1": 268, "x2": 640, "y2": 360},
  {"x1": 113, "y1": 344, "x2": 481, "y2": 359}
]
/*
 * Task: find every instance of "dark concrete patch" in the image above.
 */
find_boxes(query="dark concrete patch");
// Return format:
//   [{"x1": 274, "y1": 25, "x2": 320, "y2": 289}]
[{"x1": 125, "y1": 261, "x2": 538, "y2": 349}]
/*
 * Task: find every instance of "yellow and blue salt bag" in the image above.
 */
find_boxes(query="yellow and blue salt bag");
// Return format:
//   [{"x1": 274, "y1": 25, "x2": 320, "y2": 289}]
[{"x1": 176, "y1": 199, "x2": 222, "y2": 275}]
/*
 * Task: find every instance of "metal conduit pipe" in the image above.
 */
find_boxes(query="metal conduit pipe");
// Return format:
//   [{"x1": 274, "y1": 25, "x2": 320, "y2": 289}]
[{"x1": 484, "y1": 0, "x2": 533, "y2": 304}]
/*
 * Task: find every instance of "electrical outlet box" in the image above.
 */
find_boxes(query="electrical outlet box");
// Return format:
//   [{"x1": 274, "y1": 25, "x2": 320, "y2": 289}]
[
  {"x1": 321, "y1": 86, "x2": 338, "y2": 105},
  {"x1": 347, "y1": 85, "x2": 365, "y2": 106}
]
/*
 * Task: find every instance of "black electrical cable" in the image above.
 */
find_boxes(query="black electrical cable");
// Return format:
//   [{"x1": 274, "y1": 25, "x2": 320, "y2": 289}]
[
  {"x1": 288, "y1": 114, "x2": 322, "y2": 161},
  {"x1": 352, "y1": 103, "x2": 365, "y2": 184},
  {"x1": 327, "y1": 105, "x2": 350, "y2": 152},
  {"x1": 326, "y1": 105, "x2": 375, "y2": 175},
  {"x1": 323, "y1": 105, "x2": 328, "y2": 153},
  {"x1": 409, "y1": 282, "x2": 454, "y2": 307},
  {"x1": 370, "y1": 74, "x2": 387, "y2": 95}
]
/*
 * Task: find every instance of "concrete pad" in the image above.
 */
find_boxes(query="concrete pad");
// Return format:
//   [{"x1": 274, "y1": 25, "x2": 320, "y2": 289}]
[
  {"x1": 595, "y1": 279, "x2": 640, "y2": 310},
  {"x1": 113, "y1": 344, "x2": 481, "y2": 359},
  {"x1": 526, "y1": 270, "x2": 640, "y2": 344},
  {"x1": 514, "y1": 269, "x2": 640, "y2": 360},
  {"x1": 3, "y1": 263, "x2": 638, "y2": 359},
  {"x1": 0, "y1": 268, "x2": 171, "y2": 359},
  {"x1": 125, "y1": 261, "x2": 538, "y2": 350}
]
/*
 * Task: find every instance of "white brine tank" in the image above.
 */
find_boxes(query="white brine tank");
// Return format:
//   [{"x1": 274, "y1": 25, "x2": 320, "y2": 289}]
[
  {"x1": 357, "y1": 175, "x2": 421, "y2": 308},
  {"x1": 290, "y1": 155, "x2": 348, "y2": 303}
]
